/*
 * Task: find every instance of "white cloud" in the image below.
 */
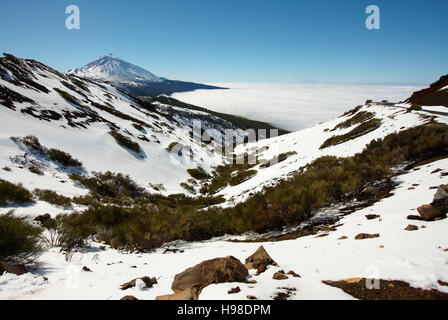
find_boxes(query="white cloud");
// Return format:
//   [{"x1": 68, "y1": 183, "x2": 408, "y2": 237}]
[{"x1": 171, "y1": 83, "x2": 424, "y2": 131}]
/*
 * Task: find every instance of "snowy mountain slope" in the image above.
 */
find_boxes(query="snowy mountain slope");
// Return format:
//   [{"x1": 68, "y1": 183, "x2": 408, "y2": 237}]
[
  {"x1": 214, "y1": 102, "x2": 448, "y2": 206},
  {"x1": 68, "y1": 54, "x2": 162, "y2": 83},
  {"x1": 67, "y1": 54, "x2": 225, "y2": 96},
  {"x1": 0, "y1": 54, "x2": 245, "y2": 216},
  {"x1": 1, "y1": 157, "x2": 447, "y2": 300}
]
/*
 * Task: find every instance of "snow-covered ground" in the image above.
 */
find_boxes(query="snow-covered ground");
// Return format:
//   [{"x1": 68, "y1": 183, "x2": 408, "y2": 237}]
[{"x1": 1, "y1": 158, "x2": 447, "y2": 300}]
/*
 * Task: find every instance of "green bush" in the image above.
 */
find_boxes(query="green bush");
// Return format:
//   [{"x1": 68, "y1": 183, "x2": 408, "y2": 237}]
[
  {"x1": 58, "y1": 123, "x2": 448, "y2": 251},
  {"x1": 333, "y1": 111, "x2": 374, "y2": 130},
  {"x1": 11, "y1": 135, "x2": 43, "y2": 152},
  {"x1": 28, "y1": 166, "x2": 43, "y2": 175},
  {"x1": 47, "y1": 148, "x2": 83, "y2": 167},
  {"x1": 0, "y1": 211, "x2": 43, "y2": 262},
  {"x1": 33, "y1": 189, "x2": 72, "y2": 209},
  {"x1": 187, "y1": 167, "x2": 211, "y2": 180},
  {"x1": 109, "y1": 130, "x2": 142, "y2": 154},
  {"x1": 407, "y1": 104, "x2": 422, "y2": 112},
  {"x1": 53, "y1": 88, "x2": 80, "y2": 105},
  {"x1": 320, "y1": 118, "x2": 382, "y2": 149},
  {"x1": 0, "y1": 179, "x2": 34, "y2": 206}
]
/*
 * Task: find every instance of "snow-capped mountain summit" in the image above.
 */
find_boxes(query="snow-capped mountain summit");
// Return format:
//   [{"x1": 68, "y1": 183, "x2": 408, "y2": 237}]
[
  {"x1": 68, "y1": 54, "x2": 162, "y2": 83},
  {"x1": 68, "y1": 54, "x2": 225, "y2": 96}
]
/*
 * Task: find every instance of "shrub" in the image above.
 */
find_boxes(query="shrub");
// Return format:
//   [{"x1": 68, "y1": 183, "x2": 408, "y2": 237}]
[
  {"x1": 11, "y1": 135, "x2": 43, "y2": 152},
  {"x1": 320, "y1": 118, "x2": 382, "y2": 149},
  {"x1": 407, "y1": 104, "x2": 422, "y2": 112},
  {"x1": 69, "y1": 171, "x2": 148, "y2": 201},
  {"x1": 28, "y1": 166, "x2": 44, "y2": 175},
  {"x1": 261, "y1": 151, "x2": 297, "y2": 168},
  {"x1": 109, "y1": 130, "x2": 142, "y2": 154},
  {"x1": 47, "y1": 148, "x2": 83, "y2": 167},
  {"x1": 53, "y1": 87, "x2": 80, "y2": 105},
  {"x1": 187, "y1": 167, "x2": 211, "y2": 180},
  {"x1": 0, "y1": 179, "x2": 34, "y2": 206},
  {"x1": 33, "y1": 189, "x2": 72, "y2": 209},
  {"x1": 229, "y1": 170, "x2": 258, "y2": 186},
  {"x1": 333, "y1": 111, "x2": 375, "y2": 130},
  {"x1": 0, "y1": 211, "x2": 43, "y2": 262}
]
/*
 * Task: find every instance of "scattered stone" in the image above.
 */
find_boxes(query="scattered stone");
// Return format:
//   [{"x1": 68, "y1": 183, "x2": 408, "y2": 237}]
[
  {"x1": 379, "y1": 245, "x2": 385, "y2": 248},
  {"x1": 245, "y1": 246, "x2": 277, "y2": 270},
  {"x1": 256, "y1": 264, "x2": 266, "y2": 275},
  {"x1": 417, "y1": 205, "x2": 444, "y2": 221},
  {"x1": 430, "y1": 186, "x2": 439, "y2": 190},
  {"x1": 421, "y1": 225, "x2": 426, "y2": 228},
  {"x1": 120, "y1": 295, "x2": 139, "y2": 301},
  {"x1": 355, "y1": 233, "x2": 380, "y2": 240},
  {"x1": 338, "y1": 236, "x2": 348, "y2": 240},
  {"x1": 405, "y1": 225, "x2": 419, "y2": 231},
  {"x1": 228, "y1": 286, "x2": 241, "y2": 294},
  {"x1": 0, "y1": 261, "x2": 27, "y2": 276},
  {"x1": 273, "y1": 292, "x2": 290, "y2": 300},
  {"x1": 156, "y1": 256, "x2": 248, "y2": 300},
  {"x1": 99, "y1": 246, "x2": 106, "y2": 251},
  {"x1": 315, "y1": 233, "x2": 329, "y2": 238},
  {"x1": 323, "y1": 278, "x2": 448, "y2": 300},
  {"x1": 82, "y1": 266, "x2": 92, "y2": 272},
  {"x1": 130, "y1": 266, "x2": 137, "y2": 269},
  {"x1": 365, "y1": 214, "x2": 380, "y2": 220},
  {"x1": 247, "y1": 295, "x2": 257, "y2": 300},
  {"x1": 273, "y1": 270, "x2": 289, "y2": 280},
  {"x1": 431, "y1": 168, "x2": 443, "y2": 174},
  {"x1": 407, "y1": 215, "x2": 424, "y2": 221},
  {"x1": 408, "y1": 187, "x2": 415, "y2": 190},
  {"x1": 287, "y1": 270, "x2": 301, "y2": 278},
  {"x1": 438, "y1": 280, "x2": 448, "y2": 287},
  {"x1": 247, "y1": 280, "x2": 257, "y2": 284},
  {"x1": 121, "y1": 276, "x2": 157, "y2": 290},
  {"x1": 412, "y1": 184, "x2": 420, "y2": 187}
]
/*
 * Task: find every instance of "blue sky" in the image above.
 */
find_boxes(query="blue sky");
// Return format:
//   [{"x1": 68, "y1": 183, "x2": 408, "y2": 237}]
[{"x1": 1, "y1": 0, "x2": 447, "y2": 84}]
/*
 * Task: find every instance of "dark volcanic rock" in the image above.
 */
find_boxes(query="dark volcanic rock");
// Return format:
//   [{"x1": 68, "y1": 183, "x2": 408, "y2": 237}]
[
  {"x1": 157, "y1": 256, "x2": 248, "y2": 300},
  {"x1": 245, "y1": 246, "x2": 277, "y2": 270}
]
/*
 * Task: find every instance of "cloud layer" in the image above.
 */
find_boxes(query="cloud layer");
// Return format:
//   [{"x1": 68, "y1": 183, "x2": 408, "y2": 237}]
[{"x1": 171, "y1": 83, "x2": 424, "y2": 131}]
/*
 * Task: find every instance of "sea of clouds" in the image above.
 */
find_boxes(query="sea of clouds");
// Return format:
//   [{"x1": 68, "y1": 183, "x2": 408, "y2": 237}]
[{"x1": 171, "y1": 83, "x2": 425, "y2": 131}]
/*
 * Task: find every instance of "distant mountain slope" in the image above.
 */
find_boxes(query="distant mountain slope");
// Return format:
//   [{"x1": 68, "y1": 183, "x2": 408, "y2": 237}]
[
  {"x1": 68, "y1": 54, "x2": 226, "y2": 96},
  {"x1": 0, "y1": 53, "x2": 246, "y2": 201},
  {"x1": 406, "y1": 74, "x2": 448, "y2": 107}
]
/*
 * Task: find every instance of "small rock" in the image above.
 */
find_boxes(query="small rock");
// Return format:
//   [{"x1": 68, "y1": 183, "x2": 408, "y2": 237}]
[
  {"x1": 34, "y1": 213, "x2": 51, "y2": 225},
  {"x1": 365, "y1": 214, "x2": 380, "y2": 220},
  {"x1": 438, "y1": 280, "x2": 448, "y2": 287},
  {"x1": 379, "y1": 245, "x2": 385, "y2": 248},
  {"x1": 247, "y1": 280, "x2": 257, "y2": 284},
  {"x1": 121, "y1": 276, "x2": 157, "y2": 290},
  {"x1": 338, "y1": 236, "x2": 348, "y2": 240},
  {"x1": 273, "y1": 271, "x2": 289, "y2": 280},
  {"x1": 287, "y1": 270, "x2": 301, "y2": 278},
  {"x1": 408, "y1": 187, "x2": 415, "y2": 190},
  {"x1": 355, "y1": 233, "x2": 380, "y2": 240},
  {"x1": 82, "y1": 266, "x2": 92, "y2": 272},
  {"x1": 120, "y1": 295, "x2": 139, "y2": 300},
  {"x1": 405, "y1": 225, "x2": 419, "y2": 231},
  {"x1": 228, "y1": 286, "x2": 241, "y2": 294},
  {"x1": 247, "y1": 295, "x2": 257, "y2": 300},
  {"x1": 407, "y1": 215, "x2": 424, "y2": 221},
  {"x1": 273, "y1": 292, "x2": 290, "y2": 300}
]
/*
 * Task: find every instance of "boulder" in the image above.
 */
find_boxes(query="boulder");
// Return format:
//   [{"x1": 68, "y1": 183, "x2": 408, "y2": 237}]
[
  {"x1": 245, "y1": 246, "x2": 277, "y2": 270},
  {"x1": 432, "y1": 184, "x2": 448, "y2": 210},
  {"x1": 355, "y1": 233, "x2": 380, "y2": 240},
  {"x1": 0, "y1": 261, "x2": 27, "y2": 276},
  {"x1": 121, "y1": 276, "x2": 157, "y2": 290},
  {"x1": 417, "y1": 205, "x2": 443, "y2": 221},
  {"x1": 157, "y1": 256, "x2": 248, "y2": 300}
]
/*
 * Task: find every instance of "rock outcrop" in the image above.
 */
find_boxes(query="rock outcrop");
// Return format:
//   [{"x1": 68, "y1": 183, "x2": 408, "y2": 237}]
[
  {"x1": 245, "y1": 246, "x2": 277, "y2": 270},
  {"x1": 0, "y1": 261, "x2": 27, "y2": 276}
]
